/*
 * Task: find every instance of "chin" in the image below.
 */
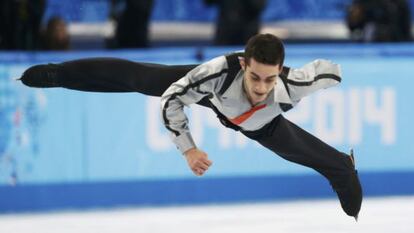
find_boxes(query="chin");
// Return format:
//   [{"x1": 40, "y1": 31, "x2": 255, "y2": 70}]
[
  {"x1": 257, "y1": 97, "x2": 266, "y2": 102},
  {"x1": 252, "y1": 99, "x2": 264, "y2": 105}
]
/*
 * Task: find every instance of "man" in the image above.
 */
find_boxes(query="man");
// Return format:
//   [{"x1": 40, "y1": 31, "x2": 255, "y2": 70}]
[{"x1": 19, "y1": 34, "x2": 362, "y2": 220}]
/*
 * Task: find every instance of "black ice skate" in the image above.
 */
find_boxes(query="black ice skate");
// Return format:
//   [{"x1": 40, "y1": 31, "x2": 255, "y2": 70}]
[
  {"x1": 333, "y1": 149, "x2": 363, "y2": 221},
  {"x1": 19, "y1": 64, "x2": 60, "y2": 88}
]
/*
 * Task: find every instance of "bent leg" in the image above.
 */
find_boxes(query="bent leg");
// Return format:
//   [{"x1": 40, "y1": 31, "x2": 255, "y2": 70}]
[
  {"x1": 254, "y1": 116, "x2": 353, "y2": 176},
  {"x1": 20, "y1": 57, "x2": 197, "y2": 96},
  {"x1": 243, "y1": 115, "x2": 362, "y2": 217}
]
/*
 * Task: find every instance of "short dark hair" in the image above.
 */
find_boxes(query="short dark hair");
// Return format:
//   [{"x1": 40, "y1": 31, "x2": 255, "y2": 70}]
[{"x1": 244, "y1": 34, "x2": 285, "y2": 66}]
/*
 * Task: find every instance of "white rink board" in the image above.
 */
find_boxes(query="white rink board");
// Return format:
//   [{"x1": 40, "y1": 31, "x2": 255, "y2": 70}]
[{"x1": 0, "y1": 196, "x2": 413, "y2": 233}]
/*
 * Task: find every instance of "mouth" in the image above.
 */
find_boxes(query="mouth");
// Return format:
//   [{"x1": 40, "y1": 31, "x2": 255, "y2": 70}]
[{"x1": 253, "y1": 92, "x2": 266, "y2": 97}]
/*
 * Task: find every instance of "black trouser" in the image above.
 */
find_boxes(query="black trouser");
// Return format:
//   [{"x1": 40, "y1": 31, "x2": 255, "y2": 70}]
[
  {"x1": 243, "y1": 117, "x2": 354, "y2": 188},
  {"x1": 56, "y1": 58, "x2": 197, "y2": 95},
  {"x1": 54, "y1": 58, "x2": 212, "y2": 108}
]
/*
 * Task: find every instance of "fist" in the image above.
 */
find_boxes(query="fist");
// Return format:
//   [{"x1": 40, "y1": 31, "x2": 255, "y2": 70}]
[{"x1": 184, "y1": 148, "x2": 213, "y2": 176}]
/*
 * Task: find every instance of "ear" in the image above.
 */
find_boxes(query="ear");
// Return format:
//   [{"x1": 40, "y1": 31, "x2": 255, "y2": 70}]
[{"x1": 239, "y1": 57, "x2": 246, "y2": 71}]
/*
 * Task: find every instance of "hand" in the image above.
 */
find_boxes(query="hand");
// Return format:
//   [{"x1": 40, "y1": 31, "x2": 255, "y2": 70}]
[{"x1": 184, "y1": 148, "x2": 213, "y2": 176}]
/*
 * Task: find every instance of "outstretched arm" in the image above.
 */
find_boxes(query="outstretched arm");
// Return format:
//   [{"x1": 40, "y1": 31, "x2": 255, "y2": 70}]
[{"x1": 286, "y1": 59, "x2": 342, "y2": 101}]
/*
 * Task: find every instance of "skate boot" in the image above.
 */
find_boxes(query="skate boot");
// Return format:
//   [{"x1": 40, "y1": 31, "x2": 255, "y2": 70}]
[
  {"x1": 19, "y1": 64, "x2": 60, "y2": 88},
  {"x1": 333, "y1": 149, "x2": 363, "y2": 221}
]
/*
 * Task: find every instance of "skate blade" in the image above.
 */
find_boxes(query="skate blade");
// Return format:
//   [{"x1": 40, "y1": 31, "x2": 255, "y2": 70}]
[{"x1": 350, "y1": 148, "x2": 355, "y2": 167}]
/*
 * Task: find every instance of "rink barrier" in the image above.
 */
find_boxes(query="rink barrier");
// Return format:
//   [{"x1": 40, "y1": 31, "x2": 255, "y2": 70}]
[{"x1": 1, "y1": 171, "x2": 414, "y2": 213}]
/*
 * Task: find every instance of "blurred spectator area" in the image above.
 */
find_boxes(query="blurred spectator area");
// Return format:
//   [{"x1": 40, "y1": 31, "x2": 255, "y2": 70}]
[{"x1": 44, "y1": 0, "x2": 414, "y2": 47}]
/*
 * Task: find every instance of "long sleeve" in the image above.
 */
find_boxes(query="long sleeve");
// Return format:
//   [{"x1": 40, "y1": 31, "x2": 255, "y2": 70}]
[
  {"x1": 286, "y1": 59, "x2": 342, "y2": 102},
  {"x1": 160, "y1": 56, "x2": 227, "y2": 154}
]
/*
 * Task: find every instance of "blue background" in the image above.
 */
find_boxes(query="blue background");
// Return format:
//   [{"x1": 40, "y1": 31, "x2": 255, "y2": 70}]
[{"x1": 0, "y1": 44, "x2": 414, "y2": 213}]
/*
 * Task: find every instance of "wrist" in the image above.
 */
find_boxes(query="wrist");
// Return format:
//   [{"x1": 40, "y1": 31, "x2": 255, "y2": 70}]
[
  {"x1": 173, "y1": 132, "x2": 196, "y2": 154},
  {"x1": 184, "y1": 147, "x2": 197, "y2": 156}
]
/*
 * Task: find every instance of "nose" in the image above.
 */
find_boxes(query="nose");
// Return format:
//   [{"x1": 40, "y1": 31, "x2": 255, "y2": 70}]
[{"x1": 255, "y1": 82, "x2": 267, "y2": 94}]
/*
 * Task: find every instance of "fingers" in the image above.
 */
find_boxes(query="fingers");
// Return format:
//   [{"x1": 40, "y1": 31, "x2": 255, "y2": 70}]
[
  {"x1": 184, "y1": 148, "x2": 213, "y2": 177},
  {"x1": 203, "y1": 159, "x2": 213, "y2": 167},
  {"x1": 192, "y1": 165, "x2": 208, "y2": 176},
  {"x1": 194, "y1": 169, "x2": 204, "y2": 176},
  {"x1": 192, "y1": 158, "x2": 213, "y2": 176},
  {"x1": 198, "y1": 160, "x2": 211, "y2": 170}
]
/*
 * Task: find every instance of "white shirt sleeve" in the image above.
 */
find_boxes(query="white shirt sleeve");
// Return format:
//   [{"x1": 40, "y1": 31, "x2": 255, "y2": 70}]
[
  {"x1": 160, "y1": 56, "x2": 226, "y2": 154},
  {"x1": 287, "y1": 59, "x2": 342, "y2": 102}
]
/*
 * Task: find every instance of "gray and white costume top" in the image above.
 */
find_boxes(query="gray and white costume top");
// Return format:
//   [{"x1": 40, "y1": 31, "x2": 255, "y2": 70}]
[{"x1": 160, "y1": 52, "x2": 341, "y2": 154}]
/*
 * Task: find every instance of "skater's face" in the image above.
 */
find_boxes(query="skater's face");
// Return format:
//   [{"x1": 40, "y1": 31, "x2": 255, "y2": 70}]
[{"x1": 240, "y1": 57, "x2": 282, "y2": 106}]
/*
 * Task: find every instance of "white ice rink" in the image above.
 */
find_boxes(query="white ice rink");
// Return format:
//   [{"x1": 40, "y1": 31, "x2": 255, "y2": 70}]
[{"x1": 0, "y1": 196, "x2": 413, "y2": 233}]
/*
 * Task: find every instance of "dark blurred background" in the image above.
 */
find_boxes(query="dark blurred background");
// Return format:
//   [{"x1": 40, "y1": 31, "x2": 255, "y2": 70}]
[{"x1": 0, "y1": 0, "x2": 412, "y2": 51}]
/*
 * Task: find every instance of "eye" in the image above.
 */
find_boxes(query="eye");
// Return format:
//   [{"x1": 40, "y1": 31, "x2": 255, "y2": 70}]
[
  {"x1": 265, "y1": 79, "x2": 275, "y2": 84},
  {"x1": 251, "y1": 76, "x2": 260, "y2": 81}
]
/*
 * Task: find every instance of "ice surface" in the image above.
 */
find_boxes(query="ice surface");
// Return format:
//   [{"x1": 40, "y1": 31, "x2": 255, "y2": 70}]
[{"x1": 0, "y1": 196, "x2": 413, "y2": 233}]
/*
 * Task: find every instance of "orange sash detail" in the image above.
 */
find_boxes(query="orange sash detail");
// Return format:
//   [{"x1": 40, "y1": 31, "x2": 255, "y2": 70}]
[{"x1": 228, "y1": 104, "x2": 267, "y2": 125}]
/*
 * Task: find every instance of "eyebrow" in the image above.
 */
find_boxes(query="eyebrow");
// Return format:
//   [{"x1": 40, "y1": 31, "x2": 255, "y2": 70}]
[{"x1": 250, "y1": 71, "x2": 278, "y2": 80}]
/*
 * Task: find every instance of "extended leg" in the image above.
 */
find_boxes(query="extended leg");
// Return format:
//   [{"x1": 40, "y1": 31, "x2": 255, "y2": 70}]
[
  {"x1": 20, "y1": 57, "x2": 197, "y2": 96},
  {"x1": 244, "y1": 115, "x2": 362, "y2": 219}
]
